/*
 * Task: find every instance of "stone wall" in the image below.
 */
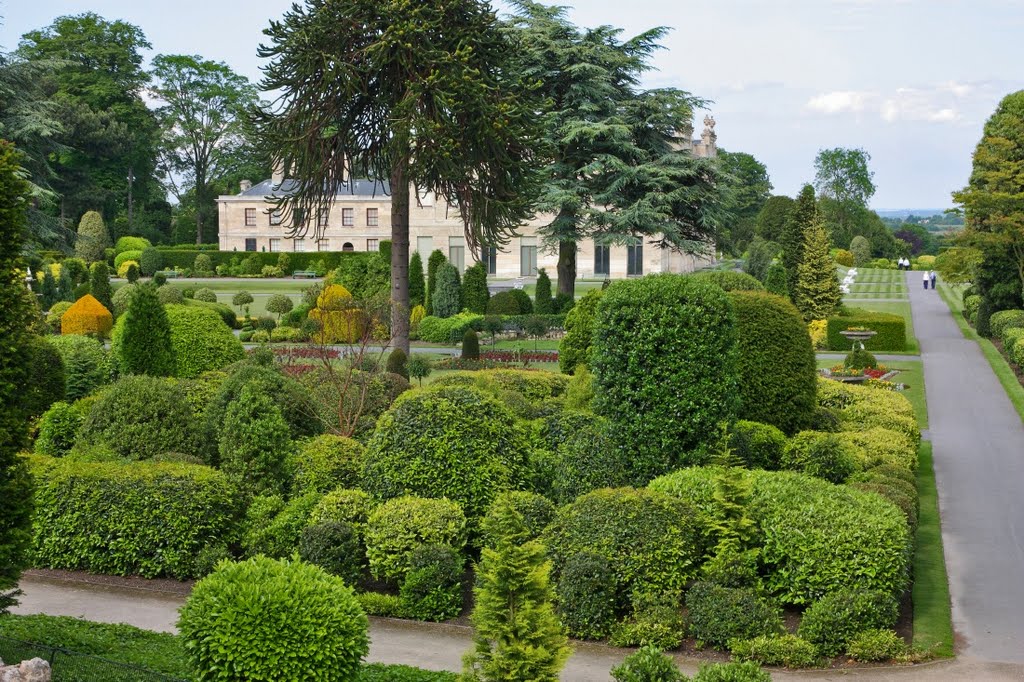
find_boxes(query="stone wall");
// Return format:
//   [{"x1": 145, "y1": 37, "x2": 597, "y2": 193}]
[{"x1": 0, "y1": 657, "x2": 50, "y2": 682}]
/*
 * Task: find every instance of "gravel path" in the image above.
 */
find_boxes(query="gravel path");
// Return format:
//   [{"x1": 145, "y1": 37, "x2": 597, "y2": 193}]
[{"x1": 908, "y1": 272, "x2": 1024, "y2": 663}]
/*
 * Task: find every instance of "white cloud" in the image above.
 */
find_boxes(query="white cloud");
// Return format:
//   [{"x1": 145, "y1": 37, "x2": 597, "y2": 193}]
[
  {"x1": 806, "y1": 84, "x2": 965, "y2": 123},
  {"x1": 807, "y1": 90, "x2": 874, "y2": 115}
]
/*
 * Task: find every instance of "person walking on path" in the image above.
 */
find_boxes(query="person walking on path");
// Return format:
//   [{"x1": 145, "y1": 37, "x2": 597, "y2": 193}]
[
  {"x1": 931, "y1": 270, "x2": 937, "y2": 289},
  {"x1": 923, "y1": 270, "x2": 930, "y2": 289}
]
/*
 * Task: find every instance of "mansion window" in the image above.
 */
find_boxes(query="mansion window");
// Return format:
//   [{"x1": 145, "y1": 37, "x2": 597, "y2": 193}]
[
  {"x1": 520, "y1": 237, "x2": 538, "y2": 277},
  {"x1": 367, "y1": 238, "x2": 379, "y2": 252},
  {"x1": 318, "y1": 209, "x2": 329, "y2": 227},
  {"x1": 293, "y1": 238, "x2": 306, "y2": 252},
  {"x1": 244, "y1": 238, "x2": 256, "y2": 252},
  {"x1": 318, "y1": 239, "x2": 330, "y2": 252},
  {"x1": 627, "y1": 242, "x2": 643, "y2": 276},
  {"x1": 270, "y1": 209, "x2": 283, "y2": 226},
  {"x1": 245, "y1": 208, "x2": 256, "y2": 227},
  {"x1": 342, "y1": 208, "x2": 354, "y2": 226},
  {"x1": 484, "y1": 246, "x2": 497, "y2": 276},
  {"x1": 367, "y1": 208, "x2": 379, "y2": 226},
  {"x1": 416, "y1": 236, "x2": 433, "y2": 257},
  {"x1": 594, "y1": 243, "x2": 610, "y2": 276},
  {"x1": 293, "y1": 208, "x2": 306, "y2": 228},
  {"x1": 269, "y1": 238, "x2": 281, "y2": 253},
  {"x1": 449, "y1": 236, "x2": 466, "y2": 274}
]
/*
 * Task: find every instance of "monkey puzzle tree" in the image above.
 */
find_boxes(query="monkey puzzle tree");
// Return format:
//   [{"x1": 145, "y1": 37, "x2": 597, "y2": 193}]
[{"x1": 253, "y1": 0, "x2": 541, "y2": 353}]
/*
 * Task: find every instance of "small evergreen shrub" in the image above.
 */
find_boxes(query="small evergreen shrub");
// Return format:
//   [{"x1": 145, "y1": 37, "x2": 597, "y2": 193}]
[
  {"x1": 844, "y1": 348, "x2": 877, "y2": 370},
  {"x1": 193, "y1": 253, "x2": 214, "y2": 277},
  {"x1": 157, "y1": 286, "x2": 183, "y2": 305},
  {"x1": 115, "y1": 236, "x2": 151, "y2": 254},
  {"x1": 691, "y1": 662, "x2": 770, "y2": 682},
  {"x1": 416, "y1": 312, "x2": 482, "y2": 344},
  {"x1": 728, "y1": 420, "x2": 786, "y2": 470},
  {"x1": 356, "y1": 592, "x2": 404, "y2": 617},
  {"x1": 164, "y1": 304, "x2": 245, "y2": 378},
  {"x1": 558, "y1": 289, "x2": 602, "y2": 375},
  {"x1": 978, "y1": 298, "x2": 993, "y2": 337},
  {"x1": 386, "y1": 348, "x2": 409, "y2": 379},
  {"x1": 290, "y1": 435, "x2": 364, "y2": 494},
  {"x1": 730, "y1": 635, "x2": 820, "y2": 668},
  {"x1": 462, "y1": 329, "x2": 480, "y2": 360},
  {"x1": 114, "y1": 283, "x2": 174, "y2": 376},
  {"x1": 481, "y1": 491, "x2": 555, "y2": 548},
  {"x1": 242, "y1": 492, "x2": 322, "y2": 559},
  {"x1": 462, "y1": 262, "x2": 490, "y2": 314},
  {"x1": 111, "y1": 284, "x2": 137, "y2": 316},
  {"x1": 962, "y1": 295, "x2": 982, "y2": 323},
  {"x1": 177, "y1": 557, "x2": 368, "y2": 681},
  {"x1": 987, "y1": 308, "x2": 1024, "y2": 339},
  {"x1": 611, "y1": 645, "x2": 686, "y2": 682},
  {"x1": 685, "y1": 581, "x2": 783, "y2": 648},
  {"x1": 60, "y1": 294, "x2": 113, "y2": 338},
  {"x1": 299, "y1": 521, "x2": 362, "y2": 586},
  {"x1": 139, "y1": 247, "x2": 163, "y2": 276},
  {"x1": 364, "y1": 496, "x2": 467, "y2": 581},
  {"x1": 532, "y1": 411, "x2": 624, "y2": 504},
  {"x1": 797, "y1": 589, "x2": 900, "y2": 656},
  {"x1": 781, "y1": 431, "x2": 859, "y2": 483},
  {"x1": 689, "y1": 270, "x2": 765, "y2": 291},
  {"x1": 193, "y1": 287, "x2": 218, "y2": 303},
  {"x1": 608, "y1": 589, "x2": 686, "y2": 650},
  {"x1": 432, "y1": 263, "x2": 462, "y2": 318},
  {"x1": 34, "y1": 402, "x2": 82, "y2": 457},
  {"x1": 114, "y1": 250, "x2": 144, "y2": 270},
  {"x1": 486, "y1": 290, "x2": 527, "y2": 315},
  {"x1": 219, "y1": 384, "x2": 294, "y2": 495},
  {"x1": 845, "y1": 629, "x2": 908, "y2": 662},
  {"x1": 399, "y1": 544, "x2": 464, "y2": 621},
  {"x1": 555, "y1": 552, "x2": 617, "y2": 640}
]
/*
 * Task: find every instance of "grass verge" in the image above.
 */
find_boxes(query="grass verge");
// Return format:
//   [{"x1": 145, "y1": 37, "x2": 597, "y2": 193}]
[
  {"x1": 912, "y1": 441, "x2": 954, "y2": 657},
  {"x1": 816, "y1": 359, "x2": 928, "y2": 429}
]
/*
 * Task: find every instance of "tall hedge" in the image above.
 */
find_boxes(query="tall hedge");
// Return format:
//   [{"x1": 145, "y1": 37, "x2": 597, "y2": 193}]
[
  {"x1": 462, "y1": 262, "x2": 490, "y2": 314},
  {"x1": 432, "y1": 263, "x2": 462, "y2": 319},
  {"x1": 558, "y1": 289, "x2": 603, "y2": 375},
  {"x1": 28, "y1": 455, "x2": 239, "y2": 579},
  {"x1": 363, "y1": 386, "x2": 530, "y2": 522},
  {"x1": 74, "y1": 211, "x2": 111, "y2": 263},
  {"x1": 164, "y1": 305, "x2": 245, "y2": 378},
  {"x1": 591, "y1": 275, "x2": 739, "y2": 483},
  {"x1": 409, "y1": 251, "x2": 426, "y2": 309},
  {"x1": 729, "y1": 291, "x2": 817, "y2": 435},
  {"x1": 825, "y1": 309, "x2": 906, "y2": 352},
  {"x1": 115, "y1": 283, "x2": 175, "y2": 376},
  {"x1": 88, "y1": 262, "x2": 113, "y2": 312}
]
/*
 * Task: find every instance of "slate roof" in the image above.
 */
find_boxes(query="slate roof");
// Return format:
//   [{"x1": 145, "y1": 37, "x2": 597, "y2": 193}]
[{"x1": 239, "y1": 178, "x2": 391, "y2": 198}]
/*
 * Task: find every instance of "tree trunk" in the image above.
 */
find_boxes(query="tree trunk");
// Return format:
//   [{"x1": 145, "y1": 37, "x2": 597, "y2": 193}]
[
  {"x1": 390, "y1": 148, "x2": 411, "y2": 354},
  {"x1": 557, "y1": 239, "x2": 577, "y2": 298},
  {"x1": 195, "y1": 211, "x2": 203, "y2": 245}
]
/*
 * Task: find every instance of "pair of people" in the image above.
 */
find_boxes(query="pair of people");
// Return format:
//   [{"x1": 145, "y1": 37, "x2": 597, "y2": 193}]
[
  {"x1": 923, "y1": 270, "x2": 937, "y2": 289},
  {"x1": 897, "y1": 257, "x2": 911, "y2": 270}
]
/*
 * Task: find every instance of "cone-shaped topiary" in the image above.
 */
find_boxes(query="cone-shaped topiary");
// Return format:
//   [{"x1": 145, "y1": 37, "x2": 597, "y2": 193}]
[
  {"x1": 426, "y1": 249, "x2": 447, "y2": 316},
  {"x1": 534, "y1": 268, "x2": 553, "y2": 314},
  {"x1": 462, "y1": 329, "x2": 480, "y2": 360},
  {"x1": 462, "y1": 262, "x2": 490, "y2": 314},
  {"x1": 793, "y1": 213, "x2": 842, "y2": 322},
  {"x1": 409, "y1": 251, "x2": 426, "y2": 309},
  {"x1": 386, "y1": 348, "x2": 409, "y2": 379},
  {"x1": 88, "y1": 262, "x2": 113, "y2": 312},
  {"x1": 74, "y1": 211, "x2": 111, "y2": 263},
  {"x1": 432, "y1": 263, "x2": 462, "y2": 319},
  {"x1": 60, "y1": 294, "x2": 113, "y2": 338},
  {"x1": 115, "y1": 283, "x2": 175, "y2": 376}
]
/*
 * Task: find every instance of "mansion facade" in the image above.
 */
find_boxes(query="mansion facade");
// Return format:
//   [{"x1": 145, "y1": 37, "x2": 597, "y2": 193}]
[{"x1": 217, "y1": 118, "x2": 721, "y2": 280}]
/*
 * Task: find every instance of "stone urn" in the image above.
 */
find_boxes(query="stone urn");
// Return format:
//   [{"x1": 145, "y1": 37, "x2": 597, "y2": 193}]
[{"x1": 839, "y1": 328, "x2": 877, "y2": 351}]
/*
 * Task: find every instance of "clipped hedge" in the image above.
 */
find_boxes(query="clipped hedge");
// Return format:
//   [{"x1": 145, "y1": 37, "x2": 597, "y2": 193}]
[
  {"x1": 164, "y1": 304, "x2": 245, "y2": 378},
  {"x1": 290, "y1": 435, "x2": 364, "y2": 494},
  {"x1": 826, "y1": 309, "x2": 906, "y2": 351},
  {"x1": 592, "y1": 275, "x2": 739, "y2": 484},
  {"x1": 416, "y1": 312, "x2": 483, "y2": 344},
  {"x1": 144, "y1": 249, "x2": 372, "y2": 273},
  {"x1": 363, "y1": 386, "x2": 531, "y2": 522},
  {"x1": 729, "y1": 291, "x2": 817, "y2": 435},
  {"x1": 797, "y1": 589, "x2": 899, "y2": 656},
  {"x1": 28, "y1": 455, "x2": 239, "y2": 579},
  {"x1": 689, "y1": 270, "x2": 765, "y2": 291},
  {"x1": 530, "y1": 411, "x2": 625, "y2": 504},
  {"x1": 114, "y1": 250, "x2": 143, "y2": 270},
  {"x1": 728, "y1": 420, "x2": 787, "y2": 470},
  {"x1": 990, "y1": 309, "x2": 1024, "y2": 339},
  {"x1": 649, "y1": 468, "x2": 911, "y2": 605},
  {"x1": 364, "y1": 496, "x2": 467, "y2": 580},
  {"x1": 559, "y1": 289, "x2": 603, "y2": 375},
  {"x1": 685, "y1": 581, "x2": 783, "y2": 648}
]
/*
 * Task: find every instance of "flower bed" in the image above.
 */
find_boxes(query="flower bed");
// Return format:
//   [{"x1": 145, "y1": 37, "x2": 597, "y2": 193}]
[{"x1": 479, "y1": 350, "x2": 558, "y2": 363}]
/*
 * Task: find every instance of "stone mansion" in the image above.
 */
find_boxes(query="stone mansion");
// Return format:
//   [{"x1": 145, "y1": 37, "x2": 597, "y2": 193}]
[{"x1": 217, "y1": 118, "x2": 720, "y2": 280}]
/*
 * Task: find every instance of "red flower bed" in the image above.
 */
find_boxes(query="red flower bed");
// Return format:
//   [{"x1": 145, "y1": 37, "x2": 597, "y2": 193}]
[{"x1": 479, "y1": 350, "x2": 559, "y2": 363}]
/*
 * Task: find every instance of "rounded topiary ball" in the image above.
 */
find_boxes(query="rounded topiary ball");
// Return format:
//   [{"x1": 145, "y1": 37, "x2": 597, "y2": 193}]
[
  {"x1": 729, "y1": 291, "x2": 818, "y2": 435},
  {"x1": 844, "y1": 348, "x2": 878, "y2": 370},
  {"x1": 362, "y1": 385, "x2": 529, "y2": 522},
  {"x1": 178, "y1": 556, "x2": 369, "y2": 681}
]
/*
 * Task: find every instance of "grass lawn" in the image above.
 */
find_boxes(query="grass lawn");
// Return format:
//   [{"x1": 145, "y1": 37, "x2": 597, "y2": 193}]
[
  {"x1": 841, "y1": 299, "x2": 920, "y2": 354},
  {"x1": 489, "y1": 338, "x2": 560, "y2": 351},
  {"x1": 113, "y1": 278, "x2": 312, "y2": 318},
  {"x1": 841, "y1": 267, "x2": 908, "y2": 299},
  {"x1": 913, "y1": 441, "x2": 955, "y2": 657},
  {"x1": 815, "y1": 358, "x2": 928, "y2": 429}
]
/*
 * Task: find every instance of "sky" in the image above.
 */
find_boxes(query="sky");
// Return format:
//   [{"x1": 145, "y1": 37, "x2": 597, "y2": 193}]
[{"x1": 3, "y1": 0, "x2": 1023, "y2": 210}]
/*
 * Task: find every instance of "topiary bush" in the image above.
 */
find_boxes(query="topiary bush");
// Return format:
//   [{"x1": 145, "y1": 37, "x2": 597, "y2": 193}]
[
  {"x1": 461, "y1": 328, "x2": 480, "y2": 360},
  {"x1": 139, "y1": 247, "x2": 163, "y2": 277},
  {"x1": 79, "y1": 375, "x2": 199, "y2": 460},
  {"x1": 299, "y1": 521, "x2": 363, "y2": 586},
  {"x1": 689, "y1": 270, "x2": 765, "y2": 291},
  {"x1": 963, "y1": 294, "x2": 982, "y2": 323},
  {"x1": 164, "y1": 304, "x2": 245, "y2": 379},
  {"x1": 684, "y1": 581, "x2": 783, "y2": 648},
  {"x1": 781, "y1": 431, "x2": 860, "y2": 483},
  {"x1": 989, "y1": 309, "x2": 1024, "y2": 339},
  {"x1": 797, "y1": 589, "x2": 899, "y2": 656},
  {"x1": 45, "y1": 300, "x2": 72, "y2": 333},
  {"x1": 415, "y1": 312, "x2": 482, "y2": 344},
  {"x1": 192, "y1": 287, "x2": 218, "y2": 303},
  {"x1": 114, "y1": 250, "x2": 144, "y2": 271},
  {"x1": 844, "y1": 348, "x2": 877, "y2": 370},
  {"x1": 826, "y1": 309, "x2": 906, "y2": 351},
  {"x1": 608, "y1": 588, "x2": 686, "y2": 650},
  {"x1": 156, "y1": 286, "x2": 184, "y2": 305},
  {"x1": 309, "y1": 488, "x2": 375, "y2": 528},
  {"x1": 486, "y1": 290, "x2": 529, "y2": 315},
  {"x1": 480, "y1": 491, "x2": 555, "y2": 548},
  {"x1": 289, "y1": 435, "x2": 364, "y2": 494},
  {"x1": 47, "y1": 335, "x2": 109, "y2": 401},
  {"x1": 592, "y1": 275, "x2": 739, "y2": 484},
  {"x1": 555, "y1": 552, "x2": 618, "y2": 640},
  {"x1": 558, "y1": 289, "x2": 602, "y2": 375},
  {"x1": 730, "y1": 634, "x2": 820, "y2": 668},
  {"x1": 530, "y1": 411, "x2": 625, "y2": 504},
  {"x1": 386, "y1": 348, "x2": 409, "y2": 379},
  {"x1": 399, "y1": 544, "x2": 465, "y2": 621},
  {"x1": 363, "y1": 386, "x2": 531, "y2": 522},
  {"x1": 364, "y1": 496, "x2": 467, "y2": 581},
  {"x1": 611, "y1": 645, "x2": 687, "y2": 682},
  {"x1": 60, "y1": 294, "x2": 114, "y2": 338},
  {"x1": 28, "y1": 455, "x2": 239, "y2": 579},
  {"x1": 219, "y1": 384, "x2": 294, "y2": 495},
  {"x1": 728, "y1": 420, "x2": 787, "y2": 470},
  {"x1": 432, "y1": 263, "x2": 462, "y2": 319},
  {"x1": 34, "y1": 402, "x2": 82, "y2": 457},
  {"x1": 177, "y1": 556, "x2": 369, "y2": 681},
  {"x1": 691, "y1": 662, "x2": 770, "y2": 682},
  {"x1": 115, "y1": 236, "x2": 151, "y2": 254},
  {"x1": 728, "y1": 291, "x2": 817, "y2": 435},
  {"x1": 543, "y1": 488, "x2": 706, "y2": 605},
  {"x1": 113, "y1": 283, "x2": 175, "y2": 376},
  {"x1": 845, "y1": 629, "x2": 908, "y2": 662},
  {"x1": 241, "y1": 491, "x2": 322, "y2": 559}
]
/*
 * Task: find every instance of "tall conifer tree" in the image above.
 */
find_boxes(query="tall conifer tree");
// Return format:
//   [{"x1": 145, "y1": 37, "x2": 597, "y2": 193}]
[
  {"x1": 794, "y1": 213, "x2": 843, "y2": 321},
  {"x1": 780, "y1": 184, "x2": 817, "y2": 301}
]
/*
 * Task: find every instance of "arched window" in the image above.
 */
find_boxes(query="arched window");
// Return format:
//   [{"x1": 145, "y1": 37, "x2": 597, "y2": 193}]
[{"x1": 342, "y1": 242, "x2": 354, "y2": 252}]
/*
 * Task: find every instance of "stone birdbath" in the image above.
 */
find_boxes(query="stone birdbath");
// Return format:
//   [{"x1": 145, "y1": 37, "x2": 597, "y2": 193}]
[{"x1": 840, "y1": 328, "x2": 877, "y2": 351}]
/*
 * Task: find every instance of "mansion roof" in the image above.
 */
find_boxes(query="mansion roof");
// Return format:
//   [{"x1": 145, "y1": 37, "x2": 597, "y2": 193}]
[{"x1": 239, "y1": 178, "x2": 392, "y2": 198}]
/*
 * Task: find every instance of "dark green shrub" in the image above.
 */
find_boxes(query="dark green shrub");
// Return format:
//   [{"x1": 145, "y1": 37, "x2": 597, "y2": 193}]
[
  {"x1": 485, "y1": 290, "x2": 521, "y2": 315},
  {"x1": 844, "y1": 348, "x2": 877, "y2": 370},
  {"x1": 299, "y1": 367, "x2": 410, "y2": 439},
  {"x1": 531, "y1": 411, "x2": 625, "y2": 504},
  {"x1": 553, "y1": 291, "x2": 574, "y2": 314},
  {"x1": 462, "y1": 262, "x2": 489, "y2": 314},
  {"x1": 363, "y1": 386, "x2": 531, "y2": 522},
  {"x1": 290, "y1": 435, "x2": 364, "y2": 494},
  {"x1": 781, "y1": 431, "x2": 859, "y2": 483},
  {"x1": 592, "y1": 275, "x2": 738, "y2": 483},
  {"x1": 47, "y1": 335, "x2": 108, "y2": 400},
  {"x1": 309, "y1": 488, "x2": 375, "y2": 531},
  {"x1": 691, "y1": 661, "x2": 770, "y2": 682},
  {"x1": 386, "y1": 348, "x2": 409, "y2": 379},
  {"x1": 684, "y1": 581, "x2": 782, "y2": 648},
  {"x1": 164, "y1": 304, "x2": 245, "y2": 378},
  {"x1": 649, "y1": 468, "x2": 912, "y2": 605},
  {"x1": 139, "y1": 247, "x2": 163, "y2": 276},
  {"x1": 219, "y1": 384, "x2": 294, "y2": 495},
  {"x1": 111, "y1": 283, "x2": 137, "y2": 316},
  {"x1": 764, "y1": 262, "x2": 788, "y2": 297},
  {"x1": 88, "y1": 261, "x2": 113, "y2": 312},
  {"x1": 157, "y1": 285, "x2": 183, "y2": 304},
  {"x1": 608, "y1": 589, "x2": 686, "y2": 650},
  {"x1": 534, "y1": 268, "x2": 553, "y2": 313},
  {"x1": 556, "y1": 552, "x2": 617, "y2": 640},
  {"x1": 558, "y1": 289, "x2": 602, "y2": 375},
  {"x1": 399, "y1": 544, "x2": 464, "y2": 621},
  {"x1": 510, "y1": 288, "x2": 533, "y2": 315},
  {"x1": 193, "y1": 253, "x2": 214, "y2": 276},
  {"x1": 193, "y1": 287, "x2": 218, "y2": 303},
  {"x1": 845, "y1": 629, "x2": 908, "y2": 662},
  {"x1": 177, "y1": 556, "x2": 368, "y2": 681},
  {"x1": 976, "y1": 297, "x2": 993, "y2": 337},
  {"x1": 114, "y1": 283, "x2": 174, "y2": 376},
  {"x1": 481, "y1": 491, "x2": 555, "y2": 548},
  {"x1": 409, "y1": 251, "x2": 426, "y2": 308},
  {"x1": 544, "y1": 488, "x2": 706, "y2": 601},
  {"x1": 22, "y1": 336, "x2": 65, "y2": 419},
  {"x1": 690, "y1": 270, "x2": 765, "y2": 291},
  {"x1": 242, "y1": 491, "x2": 322, "y2": 559},
  {"x1": 34, "y1": 402, "x2": 82, "y2": 457},
  {"x1": 730, "y1": 634, "x2": 819, "y2": 668},
  {"x1": 462, "y1": 328, "x2": 480, "y2": 360},
  {"x1": 125, "y1": 263, "x2": 140, "y2": 283},
  {"x1": 425, "y1": 249, "x2": 447, "y2": 315},
  {"x1": 826, "y1": 309, "x2": 906, "y2": 351},
  {"x1": 810, "y1": 406, "x2": 842, "y2": 432},
  {"x1": 193, "y1": 544, "x2": 232, "y2": 578},
  {"x1": 364, "y1": 496, "x2": 467, "y2": 580},
  {"x1": 729, "y1": 291, "x2": 817, "y2": 435},
  {"x1": 432, "y1": 263, "x2": 462, "y2": 318},
  {"x1": 28, "y1": 455, "x2": 239, "y2": 579},
  {"x1": 611, "y1": 645, "x2": 686, "y2": 682},
  {"x1": 728, "y1": 420, "x2": 786, "y2": 470},
  {"x1": 300, "y1": 521, "x2": 362, "y2": 586},
  {"x1": 79, "y1": 375, "x2": 199, "y2": 460},
  {"x1": 797, "y1": 589, "x2": 900, "y2": 656}
]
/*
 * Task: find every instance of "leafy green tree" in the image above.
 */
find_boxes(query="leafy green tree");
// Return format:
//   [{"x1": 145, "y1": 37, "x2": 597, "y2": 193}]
[
  {"x1": 534, "y1": 268, "x2": 553, "y2": 314},
  {"x1": 814, "y1": 147, "x2": 876, "y2": 248},
  {"x1": 780, "y1": 185, "x2": 817, "y2": 301},
  {"x1": 0, "y1": 142, "x2": 36, "y2": 613},
  {"x1": 432, "y1": 263, "x2": 462, "y2": 319},
  {"x1": 850, "y1": 235, "x2": 872, "y2": 267},
  {"x1": 953, "y1": 91, "x2": 1024, "y2": 298},
  {"x1": 764, "y1": 262, "x2": 788, "y2": 298},
  {"x1": 425, "y1": 250, "x2": 447, "y2": 316},
  {"x1": 254, "y1": 0, "x2": 541, "y2": 353},
  {"x1": 409, "y1": 251, "x2": 426, "y2": 309},
  {"x1": 462, "y1": 262, "x2": 490, "y2": 315},
  {"x1": 266, "y1": 293, "x2": 294, "y2": 320},
  {"x1": 219, "y1": 384, "x2": 294, "y2": 496},
  {"x1": 794, "y1": 213, "x2": 842, "y2": 321},
  {"x1": 755, "y1": 195, "x2": 795, "y2": 243},
  {"x1": 151, "y1": 55, "x2": 261, "y2": 244},
  {"x1": 719, "y1": 150, "x2": 773, "y2": 254},
  {"x1": 118, "y1": 283, "x2": 175, "y2": 376},
  {"x1": 463, "y1": 503, "x2": 570, "y2": 682},
  {"x1": 232, "y1": 291, "x2": 254, "y2": 315},
  {"x1": 743, "y1": 237, "x2": 779, "y2": 282},
  {"x1": 407, "y1": 353, "x2": 433, "y2": 387},
  {"x1": 88, "y1": 261, "x2": 112, "y2": 312},
  {"x1": 74, "y1": 210, "x2": 110, "y2": 262},
  {"x1": 506, "y1": 2, "x2": 726, "y2": 297}
]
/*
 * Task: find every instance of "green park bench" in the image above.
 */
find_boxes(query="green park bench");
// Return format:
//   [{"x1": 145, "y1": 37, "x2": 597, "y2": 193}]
[
  {"x1": 157, "y1": 270, "x2": 180, "y2": 278},
  {"x1": 291, "y1": 270, "x2": 317, "y2": 279}
]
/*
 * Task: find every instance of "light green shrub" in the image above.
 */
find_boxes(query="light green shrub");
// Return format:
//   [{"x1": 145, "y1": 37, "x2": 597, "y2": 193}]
[
  {"x1": 797, "y1": 589, "x2": 900, "y2": 656},
  {"x1": 289, "y1": 435, "x2": 364, "y2": 494},
  {"x1": 364, "y1": 496, "x2": 467, "y2": 581}
]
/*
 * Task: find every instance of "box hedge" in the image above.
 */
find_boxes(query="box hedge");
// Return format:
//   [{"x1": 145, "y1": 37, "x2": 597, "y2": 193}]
[
  {"x1": 416, "y1": 312, "x2": 483, "y2": 344},
  {"x1": 990, "y1": 309, "x2": 1024, "y2": 339},
  {"x1": 164, "y1": 304, "x2": 245, "y2": 378},
  {"x1": 826, "y1": 308, "x2": 906, "y2": 351},
  {"x1": 797, "y1": 588, "x2": 899, "y2": 656},
  {"x1": 364, "y1": 496, "x2": 467, "y2": 581},
  {"x1": 142, "y1": 249, "x2": 372, "y2": 273},
  {"x1": 28, "y1": 455, "x2": 240, "y2": 579},
  {"x1": 60, "y1": 294, "x2": 113, "y2": 338}
]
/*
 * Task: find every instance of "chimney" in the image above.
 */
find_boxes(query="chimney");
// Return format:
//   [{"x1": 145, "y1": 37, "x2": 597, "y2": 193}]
[
  {"x1": 239, "y1": 179, "x2": 252, "y2": 193},
  {"x1": 272, "y1": 158, "x2": 284, "y2": 187}
]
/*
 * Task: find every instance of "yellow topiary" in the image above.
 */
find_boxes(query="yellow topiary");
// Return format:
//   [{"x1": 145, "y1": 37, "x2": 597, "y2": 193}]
[
  {"x1": 807, "y1": 319, "x2": 827, "y2": 349},
  {"x1": 117, "y1": 260, "x2": 139, "y2": 278},
  {"x1": 410, "y1": 304, "x2": 426, "y2": 329},
  {"x1": 309, "y1": 284, "x2": 366, "y2": 343},
  {"x1": 49, "y1": 262, "x2": 61, "y2": 278},
  {"x1": 316, "y1": 284, "x2": 354, "y2": 310},
  {"x1": 61, "y1": 294, "x2": 114, "y2": 338}
]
